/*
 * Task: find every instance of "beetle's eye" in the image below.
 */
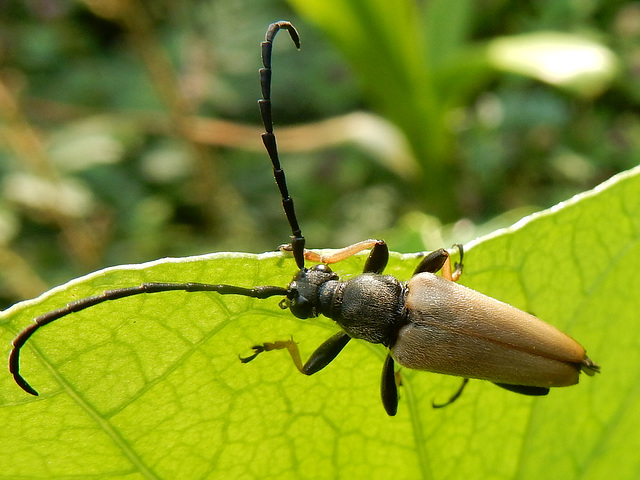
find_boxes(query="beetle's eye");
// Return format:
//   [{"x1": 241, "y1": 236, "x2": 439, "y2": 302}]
[
  {"x1": 288, "y1": 294, "x2": 314, "y2": 319},
  {"x1": 311, "y1": 264, "x2": 332, "y2": 273}
]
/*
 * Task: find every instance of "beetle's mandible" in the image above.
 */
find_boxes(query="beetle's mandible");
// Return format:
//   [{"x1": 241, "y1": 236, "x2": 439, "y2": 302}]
[{"x1": 8, "y1": 21, "x2": 599, "y2": 416}]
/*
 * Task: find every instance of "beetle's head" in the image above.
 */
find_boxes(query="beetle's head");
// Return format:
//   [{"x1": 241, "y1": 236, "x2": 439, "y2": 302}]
[{"x1": 284, "y1": 264, "x2": 338, "y2": 319}]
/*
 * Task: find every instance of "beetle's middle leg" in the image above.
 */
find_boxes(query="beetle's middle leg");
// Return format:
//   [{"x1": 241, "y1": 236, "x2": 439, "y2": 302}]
[
  {"x1": 240, "y1": 331, "x2": 350, "y2": 375},
  {"x1": 414, "y1": 244, "x2": 464, "y2": 281},
  {"x1": 381, "y1": 353, "x2": 399, "y2": 416}
]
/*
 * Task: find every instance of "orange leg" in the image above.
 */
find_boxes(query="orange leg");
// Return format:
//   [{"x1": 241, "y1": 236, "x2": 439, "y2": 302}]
[
  {"x1": 281, "y1": 239, "x2": 384, "y2": 264},
  {"x1": 240, "y1": 332, "x2": 351, "y2": 376},
  {"x1": 439, "y1": 244, "x2": 464, "y2": 282},
  {"x1": 240, "y1": 338, "x2": 305, "y2": 371},
  {"x1": 441, "y1": 253, "x2": 463, "y2": 282}
]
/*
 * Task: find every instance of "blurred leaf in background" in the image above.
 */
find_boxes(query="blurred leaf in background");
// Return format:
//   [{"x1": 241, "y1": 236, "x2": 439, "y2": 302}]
[
  {"x1": 286, "y1": 0, "x2": 625, "y2": 219},
  {"x1": 0, "y1": 1, "x2": 638, "y2": 307}
]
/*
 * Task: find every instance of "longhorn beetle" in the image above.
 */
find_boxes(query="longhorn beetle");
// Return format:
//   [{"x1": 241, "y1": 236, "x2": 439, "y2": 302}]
[{"x1": 9, "y1": 21, "x2": 599, "y2": 416}]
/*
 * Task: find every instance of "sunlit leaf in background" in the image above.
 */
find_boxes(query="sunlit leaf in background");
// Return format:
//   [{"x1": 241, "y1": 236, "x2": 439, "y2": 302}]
[{"x1": 487, "y1": 32, "x2": 617, "y2": 97}]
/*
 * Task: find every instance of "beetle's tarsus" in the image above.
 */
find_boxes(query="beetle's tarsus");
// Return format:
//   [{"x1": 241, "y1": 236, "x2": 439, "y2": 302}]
[
  {"x1": 451, "y1": 244, "x2": 464, "y2": 281},
  {"x1": 432, "y1": 378, "x2": 469, "y2": 408},
  {"x1": 582, "y1": 356, "x2": 601, "y2": 375},
  {"x1": 239, "y1": 346, "x2": 266, "y2": 363}
]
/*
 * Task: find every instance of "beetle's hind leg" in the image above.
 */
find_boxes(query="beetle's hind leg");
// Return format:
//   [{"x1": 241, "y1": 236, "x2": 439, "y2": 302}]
[
  {"x1": 432, "y1": 378, "x2": 470, "y2": 408},
  {"x1": 493, "y1": 383, "x2": 549, "y2": 396},
  {"x1": 581, "y1": 356, "x2": 600, "y2": 375},
  {"x1": 240, "y1": 331, "x2": 351, "y2": 375}
]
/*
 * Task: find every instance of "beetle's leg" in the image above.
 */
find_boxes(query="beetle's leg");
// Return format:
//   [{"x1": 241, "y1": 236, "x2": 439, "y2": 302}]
[
  {"x1": 493, "y1": 383, "x2": 549, "y2": 396},
  {"x1": 239, "y1": 331, "x2": 350, "y2": 375},
  {"x1": 381, "y1": 353, "x2": 398, "y2": 416},
  {"x1": 413, "y1": 249, "x2": 448, "y2": 275},
  {"x1": 281, "y1": 239, "x2": 387, "y2": 270},
  {"x1": 362, "y1": 241, "x2": 389, "y2": 273},
  {"x1": 432, "y1": 378, "x2": 469, "y2": 408},
  {"x1": 414, "y1": 244, "x2": 464, "y2": 281},
  {"x1": 581, "y1": 356, "x2": 600, "y2": 375},
  {"x1": 450, "y1": 243, "x2": 464, "y2": 281}
]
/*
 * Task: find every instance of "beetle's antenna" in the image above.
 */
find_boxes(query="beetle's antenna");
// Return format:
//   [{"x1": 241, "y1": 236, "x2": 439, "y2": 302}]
[
  {"x1": 10, "y1": 284, "x2": 288, "y2": 396},
  {"x1": 258, "y1": 21, "x2": 305, "y2": 270}
]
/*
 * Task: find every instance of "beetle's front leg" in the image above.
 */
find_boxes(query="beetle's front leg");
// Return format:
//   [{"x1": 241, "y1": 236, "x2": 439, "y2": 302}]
[
  {"x1": 240, "y1": 331, "x2": 350, "y2": 375},
  {"x1": 281, "y1": 239, "x2": 388, "y2": 273}
]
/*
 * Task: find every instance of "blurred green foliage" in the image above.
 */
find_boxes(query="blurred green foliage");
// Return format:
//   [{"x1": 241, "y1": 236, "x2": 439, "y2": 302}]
[{"x1": 0, "y1": 0, "x2": 639, "y2": 308}]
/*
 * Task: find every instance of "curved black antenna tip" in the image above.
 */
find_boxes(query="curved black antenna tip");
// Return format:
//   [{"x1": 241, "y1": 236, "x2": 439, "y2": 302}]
[
  {"x1": 13, "y1": 374, "x2": 39, "y2": 396},
  {"x1": 266, "y1": 20, "x2": 301, "y2": 49},
  {"x1": 10, "y1": 350, "x2": 39, "y2": 395}
]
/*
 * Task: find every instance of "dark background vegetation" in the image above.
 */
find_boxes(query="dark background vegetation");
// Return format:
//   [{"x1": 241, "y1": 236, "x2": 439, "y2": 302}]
[{"x1": 0, "y1": 0, "x2": 638, "y2": 308}]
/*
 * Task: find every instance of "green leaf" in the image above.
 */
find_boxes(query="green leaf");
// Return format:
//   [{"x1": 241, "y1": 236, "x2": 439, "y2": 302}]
[{"x1": 1, "y1": 165, "x2": 640, "y2": 479}]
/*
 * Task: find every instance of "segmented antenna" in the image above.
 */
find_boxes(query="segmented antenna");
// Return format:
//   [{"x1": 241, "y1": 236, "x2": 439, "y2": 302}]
[
  {"x1": 10, "y1": 282, "x2": 288, "y2": 395},
  {"x1": 258, "y1": 21, "x2": 306, "y2": 270}
]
